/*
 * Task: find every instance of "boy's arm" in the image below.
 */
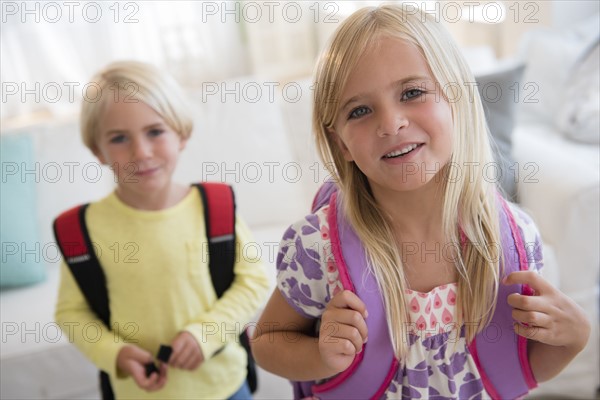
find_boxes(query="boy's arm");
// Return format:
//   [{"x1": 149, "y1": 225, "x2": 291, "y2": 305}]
[
  {"x1": 54, "y1": 260, "x2": 128, "y2": 377},
  {"x1": 183, "y1": 216, "x2": 270, "y2": 359}
]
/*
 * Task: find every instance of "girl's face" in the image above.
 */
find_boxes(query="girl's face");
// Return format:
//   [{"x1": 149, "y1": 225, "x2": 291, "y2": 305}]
[
  {"x1": 94, "y1": 98, "x2": 187, "y2": 202},
  {"x1": 331, "y1": 37, "x2": 453, "y2": 196}
]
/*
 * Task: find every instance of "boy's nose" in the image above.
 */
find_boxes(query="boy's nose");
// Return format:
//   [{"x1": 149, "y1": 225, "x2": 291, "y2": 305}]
[
  {"x1": 131, "y1": 138, "x2": 152, "y2": 159},
  {"x1": 376, "y1": 107, "x2": 408, "y2": 137}
]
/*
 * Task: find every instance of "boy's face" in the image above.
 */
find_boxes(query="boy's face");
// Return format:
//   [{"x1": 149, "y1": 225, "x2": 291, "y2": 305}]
[
  {"x1": 94, "y1": 98, "x2": 187, "y2": 201},
  {"x1": 330, "y1": 37, "x2": 454, "y2": 196}
]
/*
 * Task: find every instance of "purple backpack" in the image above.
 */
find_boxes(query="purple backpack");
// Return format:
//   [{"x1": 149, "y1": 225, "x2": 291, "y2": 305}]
[{"x1": 293, "y1": 182, "x2": 537, "y2": 400}]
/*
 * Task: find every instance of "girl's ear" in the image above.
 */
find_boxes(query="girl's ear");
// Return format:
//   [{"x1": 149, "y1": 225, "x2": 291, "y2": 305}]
[{"x1": 327, "y1": 127, "x2": 353, "y2": 162}]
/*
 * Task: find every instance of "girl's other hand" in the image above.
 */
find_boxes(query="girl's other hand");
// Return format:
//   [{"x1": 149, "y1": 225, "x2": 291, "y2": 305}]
[
  {"x1": 319, "y1": 290, "x2": 369, "y2": 375},
  {"x1": 505, "y1": 271, "x2": 590, "y2": 352},
  {"x1": 116, "y1": 344, "x2": 168, "y2": 391},
  {"x1": 169, "y1": 331, "x2": 204, "y2": 370}
]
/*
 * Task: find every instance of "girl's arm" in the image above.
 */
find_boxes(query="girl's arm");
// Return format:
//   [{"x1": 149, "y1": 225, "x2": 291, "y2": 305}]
[
  {"x1": 252, "y1": 289, "x2": 368, "y2": 382},
  {"x1": 504, "y1": 271, "x2": 590, "y2": 382}
]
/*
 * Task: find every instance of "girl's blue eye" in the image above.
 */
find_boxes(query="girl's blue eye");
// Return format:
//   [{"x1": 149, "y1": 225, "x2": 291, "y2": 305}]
[
  {"x1": 109, "y1": 135, "x2": 126, "y2": 144},
  {"x1": 402, "y1": 89, "x2": 424, "y2": 101},
  {"x1": 349, "y1": 106, "x2": 370, "y2": 120}
]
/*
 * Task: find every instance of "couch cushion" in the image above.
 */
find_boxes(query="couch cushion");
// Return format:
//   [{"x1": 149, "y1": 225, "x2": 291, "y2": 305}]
[
  {"x1": 517, "y1": 15, "x2": 600, "y2": 127},
  {"x1": 556, "y1": 39, "x2": 600, "y2": 144},
  {"x1": 176, "y1": 78, "x2": 313, "y2": 230},
  {"x1": 475, "y1": 61, "x2": 526, "y2": 201},
  {"x1": 1, "y1": 133, "x2": 47, "y2": 287}
]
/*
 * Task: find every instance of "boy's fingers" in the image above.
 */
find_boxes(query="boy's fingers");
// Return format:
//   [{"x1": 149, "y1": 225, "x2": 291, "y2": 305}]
[
  {"x1": 171, "y1": 344, "x2": 195, "y2": 369},
  {"x1": 132, "y1": 368, "x2": 154, "y2": 390},
  {"x1": 168, "y1": 341, "x2": 185, "y2": 367}
]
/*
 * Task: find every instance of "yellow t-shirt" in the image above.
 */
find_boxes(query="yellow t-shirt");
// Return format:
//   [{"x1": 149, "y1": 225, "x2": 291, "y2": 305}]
[{"x1": 55, "y1": 188, "x2": 270, "y2": 399}]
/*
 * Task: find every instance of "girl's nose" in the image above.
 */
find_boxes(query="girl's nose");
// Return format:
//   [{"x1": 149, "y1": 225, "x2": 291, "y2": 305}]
[{"x1": 376, "y1": 106, "x2": 409, "y2": 137}]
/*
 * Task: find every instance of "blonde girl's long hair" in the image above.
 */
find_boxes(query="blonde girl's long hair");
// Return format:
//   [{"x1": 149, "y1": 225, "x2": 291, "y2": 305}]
[{"x1": 313, "y1": 5, "x2": 502, "y2": 361}]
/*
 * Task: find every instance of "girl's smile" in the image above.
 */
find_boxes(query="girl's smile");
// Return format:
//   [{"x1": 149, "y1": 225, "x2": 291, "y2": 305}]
[{"x1": 381, "y1": 142, "x2": 425, "y2": 164}]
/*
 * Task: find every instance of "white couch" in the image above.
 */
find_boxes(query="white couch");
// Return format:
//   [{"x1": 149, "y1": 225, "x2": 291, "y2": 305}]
[{"x1": 511, "y1": 20, "x2": 599, "y2": 399}]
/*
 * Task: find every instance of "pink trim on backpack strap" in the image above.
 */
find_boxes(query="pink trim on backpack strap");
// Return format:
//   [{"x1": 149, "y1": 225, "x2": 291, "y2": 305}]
[
  {"x1": 312, "y1": 349, "x2": 366, "y2": 393},
  {"x1": 312, "y1": 192, "x2": 363, "y2": 393},
  {"x1": 370, "y1": 359, "x2": 399, "y2": 400},
  {"x1": 467, "y1": 339, "x2": 502, "y2": 400},
  {"x1": 327, "y1": 192, "x2": 355, "y2": 292},
  {"x1": 500, "y1": 199, "x2": 538, "y2": 390}
]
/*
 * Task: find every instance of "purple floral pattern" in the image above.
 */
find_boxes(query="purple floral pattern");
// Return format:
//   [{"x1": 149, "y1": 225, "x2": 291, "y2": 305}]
[{"x1": 277, "y1": 204, "x2": 543, "y2": 399}]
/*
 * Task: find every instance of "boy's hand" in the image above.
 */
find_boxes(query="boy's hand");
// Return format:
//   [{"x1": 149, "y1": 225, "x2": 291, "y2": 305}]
[
  {"x1": 117, "y1": 345, "x2": 168, "y2": 391},
  {"x1": 169, "y1": 331, "x2": 204, "y2": 370},
  {"x1": 505, "y1": 271, "x2": 590, "y2": 352},
  {"x1": 318, "y1": 290, "x2": 368, "y2": 375}
]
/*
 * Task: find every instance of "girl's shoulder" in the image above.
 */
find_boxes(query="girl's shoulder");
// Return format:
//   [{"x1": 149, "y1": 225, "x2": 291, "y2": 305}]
[
  {"x1": 276, "y1": 205, "x2": 343, "y2": 318},
  {"x1": 503, "y1": 201, "x2": 544, "y2": 272},
  {"x1": 503, "y1": 201, "x2": 542, "y2": 241}
]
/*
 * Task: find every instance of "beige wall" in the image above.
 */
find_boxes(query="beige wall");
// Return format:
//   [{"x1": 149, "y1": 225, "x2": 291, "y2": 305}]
[{"x1": 443, "y1": 0, "x2": 552, "y2": 58}]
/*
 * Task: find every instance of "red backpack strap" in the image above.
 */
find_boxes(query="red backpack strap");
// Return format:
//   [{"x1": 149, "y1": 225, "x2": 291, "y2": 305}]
[
  {"x1": 53, "y1": 204, "x2": 110, "y2": 327},
  {"x1": 53, "y1": 204, "x2": 115, "y2": 400},
  {"x1": 193, "y1": 182, "x2": 236, "y2": 297}
]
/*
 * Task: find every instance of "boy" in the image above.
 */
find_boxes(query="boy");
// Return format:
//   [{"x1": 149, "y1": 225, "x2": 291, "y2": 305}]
[{"x1": 55, "y1": 61, "x2": 270, "y2": 399}]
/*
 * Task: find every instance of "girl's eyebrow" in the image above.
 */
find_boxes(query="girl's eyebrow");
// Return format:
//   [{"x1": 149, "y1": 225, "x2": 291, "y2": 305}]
[{"x1": 339, "y1": 75, "x2": 429, "y2": 114}]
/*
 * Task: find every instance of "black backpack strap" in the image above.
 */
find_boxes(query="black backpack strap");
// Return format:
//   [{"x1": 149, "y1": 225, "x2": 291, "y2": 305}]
[
  {"x1": 53, "y1": 204, "x2": 114, "y2": 400},
  {"x1": 193, "y1": 183, "x2": 258, "y2": 393}
]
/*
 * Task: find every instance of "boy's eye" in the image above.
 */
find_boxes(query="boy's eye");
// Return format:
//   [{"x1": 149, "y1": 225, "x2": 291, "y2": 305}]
[
  {"x1": 348, "y1": 106, "x2": 370, "y2": 120},
  {"x1": 402, "y1": 88, "x2": 424, "y2": 101},
  {"x1": 148, "y1": 128, "x2": 164, "y2": 137},
  {"x1": 109, "y1": 135, "x2": 126, "y2": 144}
]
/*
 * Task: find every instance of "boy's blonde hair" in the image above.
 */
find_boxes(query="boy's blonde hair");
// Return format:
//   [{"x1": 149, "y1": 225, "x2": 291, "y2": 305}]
[
  {"x1": 313, "y1": 5, "x2": 501, "y2": 360},
  {"x1": 80, "y1": 60, "x2": 193, "y2": 153}
]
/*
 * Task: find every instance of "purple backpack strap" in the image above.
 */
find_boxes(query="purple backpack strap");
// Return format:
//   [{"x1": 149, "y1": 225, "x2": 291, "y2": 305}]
[
  {"x1": 468, "y1": 198, "x2": 537, "y2": 399},
  {"x1": 311, "y1": 180, "x2": 338, "y2": 213},
  {"x1": 296, "y1": 190, "x2": 397, "y2": 400}
]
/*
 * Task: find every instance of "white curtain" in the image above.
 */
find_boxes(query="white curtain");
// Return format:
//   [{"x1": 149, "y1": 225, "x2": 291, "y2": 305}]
[{"x1": 1, "y1": 1, "x2": 250, "y2": 121}]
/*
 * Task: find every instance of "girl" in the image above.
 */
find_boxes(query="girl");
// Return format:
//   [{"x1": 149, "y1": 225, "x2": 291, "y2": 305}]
[{"x1": 252, "y1": 5, "x2": 590, "y2": 399}]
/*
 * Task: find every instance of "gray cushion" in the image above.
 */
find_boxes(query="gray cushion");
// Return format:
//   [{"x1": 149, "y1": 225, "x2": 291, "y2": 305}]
[
  {"x1": 557, "y1": 39, "x2": 600, "y2": 144},
  {"x1": 475, "y1": 62, "x2": 526, "y2": 202}
]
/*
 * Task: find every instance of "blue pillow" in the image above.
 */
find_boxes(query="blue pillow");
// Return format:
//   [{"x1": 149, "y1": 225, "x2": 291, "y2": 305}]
[{"x1": 1, "y1": 133, "x2": 47, "y2": 288}]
